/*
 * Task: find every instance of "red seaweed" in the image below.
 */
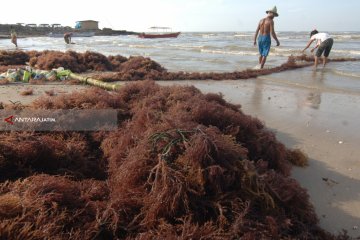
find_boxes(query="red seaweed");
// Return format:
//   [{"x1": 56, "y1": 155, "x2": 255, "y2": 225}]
[
  {"x1": 0, "y1": 48, "x2": 357, "y2": 239},
  {"x1": 0, "y1": 81, "x2": 348, "y2": 239}
]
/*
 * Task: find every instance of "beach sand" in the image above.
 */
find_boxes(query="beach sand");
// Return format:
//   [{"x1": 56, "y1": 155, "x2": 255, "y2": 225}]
[
  {"x1": 0, "y1": 83, "x2": 89, "y2": 105},
  {"x1": 0, "y1": 68, "x2": 359, "y2": 237}
]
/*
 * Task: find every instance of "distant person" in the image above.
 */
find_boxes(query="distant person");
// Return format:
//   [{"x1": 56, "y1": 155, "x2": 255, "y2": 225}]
[
  {"x1": 302, "y1": 30, "x2": 334, "y2": 69},
  {"x1": 253, "y1": 6, "x2": 280, "y2": 69},
  {"x1": 10, "y1": 27, "x2": 17, "y2": 47},
  {"x1": 64, "y1": 32, "x2": 73, "y2": 44}
]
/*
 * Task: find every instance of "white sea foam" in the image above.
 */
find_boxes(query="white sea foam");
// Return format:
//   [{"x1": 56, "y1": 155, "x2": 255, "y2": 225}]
[
  {"x1": 332, "y1": 70, "x2": 360, "y2": 79},
  {"x1": 200, "y1": 49, "x2": 258, "y2": 56},
  {"x1": 332, "y1": 50, "x2": 360, "y2": 55},
  {"x1": 233, "y1": 34, "x2": 252, "y2": 37},
  {"x1": 129, "y1": 44, "x2": 157, "y2": 49}
]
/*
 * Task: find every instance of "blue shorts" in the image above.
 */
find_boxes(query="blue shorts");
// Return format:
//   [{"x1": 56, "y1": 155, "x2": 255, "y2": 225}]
[{"x1": 258, "y1": 35, "x2": 271, "y2": 57}]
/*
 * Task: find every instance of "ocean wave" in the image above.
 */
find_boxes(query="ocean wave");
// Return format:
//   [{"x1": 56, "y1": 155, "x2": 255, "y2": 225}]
[
  {"x1": 201, "y1": 58, "x2": 229, "y2": 64},
  {"x1": 277, "y1": 37, "x2": 292, "y2": 40},
  {"x1": 224, "y1": 45, "x2": 248, "y2": 51},
  {"x1": 233, "y1": 34, "x2": 252, "y2": 38},
  {"x1": 94, "y1": 39, "x2": 111, "y2": 42},
  {"x1": 169, "y1": 44, "x2": 204, "y2": 49},
  {"x1": 199, "y1": 47, "x2": 296, "y2": 57},
  {"x1": 334, "y1": 35, "x2": 352, "y2": 39},
  {"x1": 332, "y1": 70, "x2": 360, "y2": 79},
  {"x1": 165, "y1": 44, "x2": 218, "y2": 52},
  {"x1": 201, "y1": 34, "x2": 220, "y2": 38},
  {"x1": 332, "y1": 34, "x2": 360, "y2": 40},
  {"x1": 200, "y1": 49, "x2": 258, "y2": 56},
  {"x1": 332, "y1": 50, "x2": 360, "y2": 55},
  {"x1": 273, "y1": 48, "x2": 298, "y2": 53},
  {"x1": 129, "y1": 44, "x2": 157, "y2": 49},
  {"x1": 271, "y1": 48, "x2": 304, "y2": 56},
  {"x1": 202, "y1": 45, "x2": 220, "y2": 50}
]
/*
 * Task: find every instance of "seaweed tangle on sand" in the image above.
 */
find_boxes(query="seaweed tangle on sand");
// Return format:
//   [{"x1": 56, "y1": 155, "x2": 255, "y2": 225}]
[
  {"x1": 0, "y1": 132, "x2": 107, "y2": 182},
  {"x1": 0, "y1": 81, "x2": 349, "y2": 239},
  {"x1": 0, "y1": 50, "x2": 30, "y2": 66}
]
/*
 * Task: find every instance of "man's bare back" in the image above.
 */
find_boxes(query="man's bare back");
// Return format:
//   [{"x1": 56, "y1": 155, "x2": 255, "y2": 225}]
[{"x1": 259, "y1": 17, "x2": 273, "y2": 36}]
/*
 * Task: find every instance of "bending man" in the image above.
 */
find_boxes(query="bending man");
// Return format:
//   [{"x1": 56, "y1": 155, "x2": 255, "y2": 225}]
[
  {"x1": 64, "y1": 32, "x2": 73, "y2": 44},
  {"x1": 302, "y1": 30, "x2": 334, "y2": 69}
]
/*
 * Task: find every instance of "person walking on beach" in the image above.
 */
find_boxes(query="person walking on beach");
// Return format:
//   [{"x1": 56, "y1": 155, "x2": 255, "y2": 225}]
[
  {"x1": 253, "y1": 6, "x2": 280, "y2": 69},
  {"x1": 302, "y1": 30, "x2": 334, "y2": 69},
  {"x1": 10, "y1": 27, "x2": 18, "y2": 47},
  {"x1": 64, "y1": 32, "x2": 73, "y2": 44}
]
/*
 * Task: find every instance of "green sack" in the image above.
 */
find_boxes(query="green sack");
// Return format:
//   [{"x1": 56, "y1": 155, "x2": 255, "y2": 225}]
[{"x1": 22, "y1": 70, "x2": 31, "y2": 83}]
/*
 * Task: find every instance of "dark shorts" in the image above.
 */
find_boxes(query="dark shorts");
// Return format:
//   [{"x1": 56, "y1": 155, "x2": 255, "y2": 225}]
[
  {"x1": 316, "y1": 38, "x2": 333, "y2": 57},
  {"x1": 258, "y1": 35, "x2": 271, "y2": 57},
  {"x1": 64, "y1": 36, "x2": 70, "y2": 44}
]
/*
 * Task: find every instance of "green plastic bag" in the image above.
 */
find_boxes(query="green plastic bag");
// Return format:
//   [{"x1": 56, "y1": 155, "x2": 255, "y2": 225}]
[
  {"x1": 56, "y1": 69, "x2": 72, "y2": 80},
  {"x1": 56, "y1": 69, "x2": 72, "y2": 78},
  {"x1": 22, "y1": 70, "x2": 31, "y2": 83}
]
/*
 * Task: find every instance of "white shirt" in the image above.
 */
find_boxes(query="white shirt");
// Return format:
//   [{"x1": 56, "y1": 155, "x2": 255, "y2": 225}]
[{"x1": 311, "y1": 33, "x2": 331, "y2": 46}]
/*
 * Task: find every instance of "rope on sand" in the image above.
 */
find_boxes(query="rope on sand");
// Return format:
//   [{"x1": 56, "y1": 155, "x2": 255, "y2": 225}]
[{"x1": 68, "y1": 73, "x2": 121, "y2": 91}]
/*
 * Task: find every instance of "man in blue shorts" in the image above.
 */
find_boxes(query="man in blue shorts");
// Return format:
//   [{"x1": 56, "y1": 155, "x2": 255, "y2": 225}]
[{"x1": 253, "y1": 6, "x2": 280, "y2": 69}]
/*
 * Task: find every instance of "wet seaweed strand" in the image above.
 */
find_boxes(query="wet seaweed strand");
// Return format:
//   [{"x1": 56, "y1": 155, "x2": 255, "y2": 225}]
[
  {"x1": 0, "y1": 50, "x2": 359, "y2": 82},
  {"x1": 91, "y1": 55, "x2": 359, "y2": 82}
]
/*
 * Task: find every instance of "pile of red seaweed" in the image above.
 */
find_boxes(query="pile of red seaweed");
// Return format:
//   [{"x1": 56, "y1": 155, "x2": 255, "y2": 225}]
[
  {"x1": 0, "y1": 81, "x2": 351, "y2": 239},
  {"x1": 0, "y1": 50, "x2": 359, "y2": 82},
  {"x1": 0, "y1": 50, "x2": 163, "y2": 74}
]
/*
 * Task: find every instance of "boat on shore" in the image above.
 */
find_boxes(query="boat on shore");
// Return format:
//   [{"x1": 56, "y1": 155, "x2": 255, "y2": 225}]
[
  {"x1": 138, "y1": 27, "x2": 180, "y2": 39},
  {"x1": 47, "y1": 32, "x2": 95, "y2": 38},
  {"x1": 138, "y1": 32, "x2": 180, "y2": 39}
]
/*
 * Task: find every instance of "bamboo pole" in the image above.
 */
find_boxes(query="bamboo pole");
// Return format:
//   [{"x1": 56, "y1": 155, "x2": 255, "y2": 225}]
[{"x1": 69, "y1": 73, "x2": 121, "y2": 91}]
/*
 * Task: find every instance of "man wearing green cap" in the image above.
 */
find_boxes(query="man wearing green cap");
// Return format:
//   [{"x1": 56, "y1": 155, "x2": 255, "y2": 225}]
[{"x1": 253, "y1": 6, "x2": 280, "y2": 69}]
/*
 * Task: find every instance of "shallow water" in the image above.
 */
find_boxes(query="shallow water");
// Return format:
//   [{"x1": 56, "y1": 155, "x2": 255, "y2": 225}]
[{"x1": 0, "y1": 31, "x2": 359, "y2": 92}]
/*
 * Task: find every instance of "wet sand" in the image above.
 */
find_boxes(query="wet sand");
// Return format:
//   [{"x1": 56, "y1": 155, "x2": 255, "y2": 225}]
[
  {"x1": 0, "y1": 83, "x2": 89, "y2": 105},
  {"x1": 0, "y1": 67, "x2": 359, "y2": 237}
]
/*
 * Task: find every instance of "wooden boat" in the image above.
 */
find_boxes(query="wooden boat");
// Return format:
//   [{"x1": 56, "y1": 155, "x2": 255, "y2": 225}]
[
  {"x1": 138, "y1": 27, "x2": 180, "y2": 39},
  {"x1": 138, "y1": 32, "x2": 180, "y2": 39}
]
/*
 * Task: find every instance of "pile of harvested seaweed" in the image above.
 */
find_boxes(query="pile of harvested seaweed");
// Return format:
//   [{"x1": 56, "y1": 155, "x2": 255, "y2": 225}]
[
  {"x1": 0, "y1": 81, "x2": 351, "y2": 239},
  {"x1": 0, "y1": 50, "x2": 359, "y2": 82}
]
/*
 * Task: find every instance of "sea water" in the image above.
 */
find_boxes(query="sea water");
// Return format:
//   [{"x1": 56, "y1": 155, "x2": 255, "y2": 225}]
[{"x1": 0, "y1": 31, "x2": 359, "y2": 92}]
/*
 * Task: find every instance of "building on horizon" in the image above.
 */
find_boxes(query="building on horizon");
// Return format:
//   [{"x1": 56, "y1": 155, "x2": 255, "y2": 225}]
[
  {"x1": 25, "y1": 24, "x2": 37, "y2": 28},
  {"x1": 39, "y1": 24, "x2": 51, "y2": 28},
  {"x1": 75, "y1": 20, "x2": 99, "y2": 31},
  {"x1": 51, "y1": 24, "x2": 62, "y2": 28}
]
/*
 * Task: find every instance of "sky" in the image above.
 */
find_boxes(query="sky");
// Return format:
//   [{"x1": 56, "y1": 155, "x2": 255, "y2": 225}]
[{"x1": 1, "y1": 0, "x2": 359, "y2": 32}]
